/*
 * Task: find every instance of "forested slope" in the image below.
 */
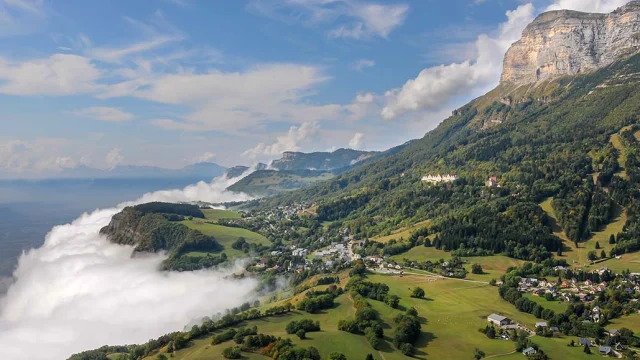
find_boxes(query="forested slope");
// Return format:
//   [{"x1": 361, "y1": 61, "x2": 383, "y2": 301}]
[{"x1": 254, "y1": 53, "x2": 640, "y2": 260}]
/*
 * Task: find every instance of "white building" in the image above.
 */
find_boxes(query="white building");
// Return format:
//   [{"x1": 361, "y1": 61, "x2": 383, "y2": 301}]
[{"x1": 421, "y1": 174, "x2": 458, "y2": 183}]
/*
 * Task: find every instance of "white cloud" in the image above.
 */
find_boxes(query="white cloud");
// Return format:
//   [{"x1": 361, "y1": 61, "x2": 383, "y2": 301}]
[
  {"x1": 247, "y1": 0, "x2": 409, "y2": 40},
  {"x1": 348, "y1": 132, "x2": 364, "y2": 149},
  {"x1": 72, "y1": 107, "x2": 135, "y2": 122},
  {"x1": 105, "y1": 148, "x2": 124, "y2": 169},
  {"x1": 0, "y1": 138, "x2": 75, "y2": 175},
  {"x1": 242, "y1": 121, "x2": 319, "y2": 159},
  {"x1": 0, "y1": 0, "x2": 47, "y2": 36},
  {"x1": 545, "y1": 0, "x2": 630, "y2": 12},
  {"x1": 0, "y1": 54, "x2": 101, "y2": 96},
  {"x1": 0, "y1": 177, "x2": 256, "y2": 360},
  {"x1": 88, "y1": 36, "x2": 182, "y2": 63},
  {"x1": 194, "y1": 151, "x2": 216, "y2": 163},
  {"x1": 108, "y1": 64, "x2": 344, "y2": 132},
  {"x1": 381, "y1": 4, "x2": 535, "y2": 120},
  {"x1": 350, "y1": 59, "x2": 375, "y2": 71}
]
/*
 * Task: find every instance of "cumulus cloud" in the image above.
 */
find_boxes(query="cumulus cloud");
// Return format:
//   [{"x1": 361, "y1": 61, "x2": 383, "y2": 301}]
[
  {"x1": 350, "y1": 59, "x2": 375, "y2": 71},
  {"x1": 72, "y1": 106, "x2": 135, "y2": 122},
  {"x1": 193, "y1": 151, "x2": 216, "y2": 163},
  {"x1": 242, "y1": 121, "x2": 320, "y2": 159},
  {"x1": 545, "y1": 0, "x2": 631, "y2": 12},
  {"x1": 116, "y1": 64, "x2": 342, "y2": 132},
  {"x1": 381, "y1": 4, "x2": 535, "y2": 120},
  {"x1": 105, "y1": 148, "x2": 124, "y2": 169},
  {"x1": 247, "y1": 0, "x2": 409, "y2": 40},
  {"x1": 0, "y1": 54, "x2": 101, "y2": 96},
  {"x1": 348, "y1": 132, "x2": 364, "y2": 149},
  {"x1": 0, "y1": 174, "x2": 257, "y2": 360}
]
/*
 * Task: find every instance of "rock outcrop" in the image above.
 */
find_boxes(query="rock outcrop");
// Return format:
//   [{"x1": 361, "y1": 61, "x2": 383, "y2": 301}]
[{"x1": 501, "y1": 1, "x2": 640, "y2": 85}]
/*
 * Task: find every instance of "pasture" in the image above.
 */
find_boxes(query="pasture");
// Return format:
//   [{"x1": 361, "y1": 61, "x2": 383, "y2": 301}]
[{"x1": 181, "y1": 220, "x2": 269, "y2": 258}]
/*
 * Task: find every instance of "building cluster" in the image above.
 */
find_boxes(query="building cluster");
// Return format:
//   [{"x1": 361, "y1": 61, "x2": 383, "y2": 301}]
[
  {"x1": 517, "y1": 268, "x2": 640, "y2": 306},
  {"x1": 421, "y1": 174, "x2": 458, "y2": 183}
]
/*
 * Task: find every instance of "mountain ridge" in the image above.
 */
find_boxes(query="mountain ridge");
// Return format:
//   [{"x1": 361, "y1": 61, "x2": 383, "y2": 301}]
[{"x1": 501, "y1": 0, "x2": 640, "y2": 85}]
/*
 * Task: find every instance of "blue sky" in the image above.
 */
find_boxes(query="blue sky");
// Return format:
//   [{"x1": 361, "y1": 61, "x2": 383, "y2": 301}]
[{"x1": 0, "y1": 0, "x2": 631, "y2": 177}]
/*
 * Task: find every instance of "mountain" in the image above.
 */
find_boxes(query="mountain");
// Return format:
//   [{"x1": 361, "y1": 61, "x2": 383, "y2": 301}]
[
  {"x1": 224, "y1": 163, "x2": 267, "y2": 178},
  {"x1": 271, "y1": 148, "x2": 379, "y2": 171},
  {"x1": 226, "y1": 169, "x2": 335, "y2": 196},
  {"x1": 502, "y1": 1, "x2": 640, "y2": 85},
  {"x1": 57, "y1": 162, "x2": 226, "y2": 180},
  {"x1": 255, "y1": 3, "x2": 640, "y2": 258},
  {"x1": 227, "y1": 145, "x2": 411, "y2": 196}
]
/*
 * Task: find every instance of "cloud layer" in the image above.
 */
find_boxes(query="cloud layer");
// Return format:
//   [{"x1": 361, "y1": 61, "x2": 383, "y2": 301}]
[{"x1": 0, "y1": 173, "x2": 257, "y2": 360}]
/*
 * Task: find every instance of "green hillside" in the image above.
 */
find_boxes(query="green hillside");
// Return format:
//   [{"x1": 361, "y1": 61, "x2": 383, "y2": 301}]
[
  {"x1": 227, "y1": 169, "x2": 335, "y2": 196},
  {"x1": 257, "y1": 53, "x2": 640, "y2": 261}
]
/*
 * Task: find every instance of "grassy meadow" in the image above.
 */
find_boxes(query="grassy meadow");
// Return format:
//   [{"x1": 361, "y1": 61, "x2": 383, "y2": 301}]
[
  {"x1": 181, "y1": 218, "x2": 269, "y2": 259},
  {"x1": 539, "y1": 197, "x2": 627, "y2": 268}
]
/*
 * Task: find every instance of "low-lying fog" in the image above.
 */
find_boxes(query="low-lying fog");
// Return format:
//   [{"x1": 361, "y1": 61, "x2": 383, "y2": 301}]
[{"x1": 0, "y1": 173, "x2": 259, "y2": 359}]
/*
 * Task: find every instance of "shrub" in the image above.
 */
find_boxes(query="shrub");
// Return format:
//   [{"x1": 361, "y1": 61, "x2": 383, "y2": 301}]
[{"x1": 222, "y1": 346, "x2": 241, "y2": 359}]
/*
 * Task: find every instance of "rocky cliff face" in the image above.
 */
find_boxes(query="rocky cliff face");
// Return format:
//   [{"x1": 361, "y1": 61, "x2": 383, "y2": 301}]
[{"x1": 501, "y1": 1, "x2": 640, "y2": 85}]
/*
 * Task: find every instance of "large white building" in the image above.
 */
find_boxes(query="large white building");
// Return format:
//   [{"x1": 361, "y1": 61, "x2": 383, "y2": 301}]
[{"x1": 421, "y1": 174, "x2": 458, "y2": 183}]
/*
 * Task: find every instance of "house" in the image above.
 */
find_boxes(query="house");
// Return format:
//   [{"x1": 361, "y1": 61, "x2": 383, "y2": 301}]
[
  {"x1": 522, "y1": 347, "x2": 537, "y2": 356},
  {"x1": 485, "y1": 176, "x2": 499, "y2": 188},
  {"x1": 579, "y1": 338, "x2": 592, "y2": 347},
  {"x1": 609, "y1": 329, "x2": 620, "y2": 337},
  {"x1": 550, "y1": 326, "x2": 559, "y2": 332},
  {"x1": 599, "y1": 346, "x2": 612, "y2": 355},
  {"x1": 535, "y1": 322, "x2": 548, "y2": 329},
  {"x1": 487, "y1": 314, "x2": 511, "y2": 327}
]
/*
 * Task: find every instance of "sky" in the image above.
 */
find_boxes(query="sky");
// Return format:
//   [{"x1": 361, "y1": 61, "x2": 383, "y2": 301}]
[{"x1": 0, "y1": 0, "x2": 632, "y2": 177}]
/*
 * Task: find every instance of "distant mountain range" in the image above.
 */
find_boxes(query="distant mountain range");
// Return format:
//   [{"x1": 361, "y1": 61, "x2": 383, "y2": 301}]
[
  {"x1": 54, "y1": 162, "x2": 227, "y2": 180},
  {"x1": 271, "y1": 148, "x2": 378, "y2": 171}
]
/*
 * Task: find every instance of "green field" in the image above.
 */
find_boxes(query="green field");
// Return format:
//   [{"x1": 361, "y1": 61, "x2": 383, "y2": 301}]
[
  {"x1": 181, "y1": 220, "x2": 269, "y2": 258},
  {"x1": 523, "y1": 293, "x2": 569, "y2": 314},
  {"x1": 596, "y1": 252, "x2": 640, "y2": 273},
  {"x1": 390, "y1": 246, "x2": 524, "y2": 282},
  {"x1": 373, "y1": 220, "x2": 431, "y2": 243},
  {"x1": 607, "y1": 313, "x2": 640, "y2": 333},
  {"x1": 202, "y1": 208, "x2": 242, "y2": 221},
  {"x1": 146, "y1": 294, "x2": 384, "y2": 360},
  {"x1": 498, "y1": 336, "x2": 597, "y2": 360},
  {"x1": 366, "y1": 274, "x2": 540, "y2": 359},
  {"x1": 140, "y1": 273, "x2": 550, "y2": 360},
  {"x1": 540, "y1": 197, "x2": 627, "y2": 268}
]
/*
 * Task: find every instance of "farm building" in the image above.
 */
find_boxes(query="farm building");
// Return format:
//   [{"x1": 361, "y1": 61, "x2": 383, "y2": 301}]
[{"x1": 487, "y1": 314, "x2": 511, "y2": 327}]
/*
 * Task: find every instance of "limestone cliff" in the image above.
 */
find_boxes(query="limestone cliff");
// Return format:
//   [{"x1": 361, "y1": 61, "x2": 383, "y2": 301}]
[{"x1": 501, "y1": 1, "x2": 640, "y2": 85}]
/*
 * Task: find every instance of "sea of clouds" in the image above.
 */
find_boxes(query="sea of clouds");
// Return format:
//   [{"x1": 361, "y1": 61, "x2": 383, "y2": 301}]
[{"x1": 0, "y1": 171, "x2": 259, "y2": 360}]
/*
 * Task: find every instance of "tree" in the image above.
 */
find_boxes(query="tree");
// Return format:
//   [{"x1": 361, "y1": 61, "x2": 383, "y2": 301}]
[
  {"x1": 365, "y1": 354, "x2": 374, "y2": 360},
  {"x1": 328, "y1": 352, "x2": 347, "y2": 360},
  {"x1": 595, "y1": 241, "x2": 601, "y2": 249},
  {"x1": 486, "y1": 327, "x2": 496, "y2": 339},
  {"x1": 569, "y1": 340, "x2": 575, "y2": 347},
  {"x1": 400, "y1": 343, "x2": 416, "y2": 356},
  {"x1": 489, "y1": 278, "x2": 497, "y2": 286},
  {"x1": 222, "y1": 346, "x2": 242, "y2": 359},
  {"x1": 411, "y1": 287, "x2": 425, "y2": 299},
  {"x1": 544, "y1": 292, "x2": 554, "y2": 301},
  {"x1": 296, "y1": 329, "x2": 306, "y2": 340},
  {"x1": 584, "y1": 343, "x2": 591, "y2": 354},
  {"x1": 472, "y1": 264, "x2": 483, "y2": 274},
  {"x1": 609, "y1": 234, "x2": 616, "y2": 244},
  {"x1": 385, "y1": 294, "x2": 400, "y2": 308},
  {"x1": 474, "y1": 348, "x2": 486, "y2": 360},
  {"x1": 588, "y1": 251, "x2": 597, "y2": 261},
  {"x1": 600, "y1": 250, "x2": 607, "y2": 259}
]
